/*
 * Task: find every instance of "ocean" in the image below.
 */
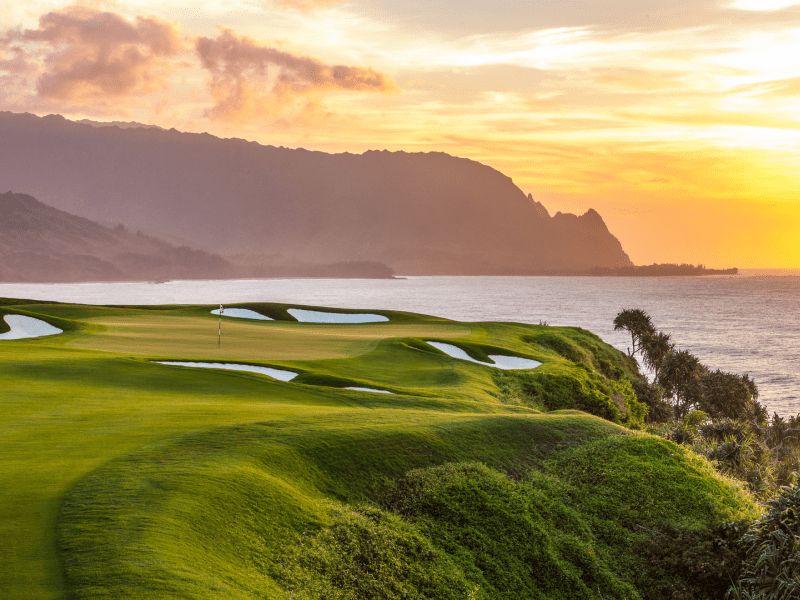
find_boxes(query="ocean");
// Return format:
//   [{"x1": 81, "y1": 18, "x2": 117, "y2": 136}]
[{"x1": 2, "y1": 274, "x2": 798, "y2": 417}]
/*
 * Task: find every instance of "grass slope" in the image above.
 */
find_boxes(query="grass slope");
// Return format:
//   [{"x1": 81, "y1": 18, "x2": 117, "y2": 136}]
[{"x1": 0, "y1": 298, "x2": 759, "y2": 599}]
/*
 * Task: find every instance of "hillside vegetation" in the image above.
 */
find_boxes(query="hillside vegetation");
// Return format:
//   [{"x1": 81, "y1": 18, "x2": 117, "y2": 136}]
[{"x1": 0, "y1": 300, "x2": 761, "y2": 599}]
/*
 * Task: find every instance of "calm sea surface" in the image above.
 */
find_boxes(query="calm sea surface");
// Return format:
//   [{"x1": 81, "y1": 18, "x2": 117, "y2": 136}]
[{"x1": 2, "y1": 275, "x2": 798, "y2": 417}]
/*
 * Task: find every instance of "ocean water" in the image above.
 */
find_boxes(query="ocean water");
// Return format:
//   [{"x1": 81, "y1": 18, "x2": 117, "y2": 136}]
[{"x1": 1, "y1": 275, "x2": 798, "y2": 416}]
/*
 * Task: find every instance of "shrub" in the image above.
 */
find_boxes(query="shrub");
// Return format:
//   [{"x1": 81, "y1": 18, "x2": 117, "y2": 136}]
[
  {"x1": 637, "y1": 521, "x2": 748, "y2": 600},
  {"x1": 632, "y1": 377, "x2": 672, "y2": 423},
  {"x1": 728, "y1": 479, "x2": 800, "y2": 600},
  {"x1": 520, "y1": 370, "x2": 647, "y2": 425},
  {"x1": 383, "y1": 462, "x2": 636, "y2": 600},
  {"x1": 271, "y1": 503, "x2": 477, "y2": 600}
]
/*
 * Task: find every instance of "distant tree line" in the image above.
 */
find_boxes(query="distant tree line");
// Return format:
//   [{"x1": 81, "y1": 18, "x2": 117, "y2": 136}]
[{"x1": 591, "y1": 263, "x2": 738, "y2": 276}]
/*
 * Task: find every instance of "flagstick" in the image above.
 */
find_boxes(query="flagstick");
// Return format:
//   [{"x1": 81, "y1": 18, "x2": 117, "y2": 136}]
[{"x1": 218, "y1": 304, "x2": 222, "y2": 348}]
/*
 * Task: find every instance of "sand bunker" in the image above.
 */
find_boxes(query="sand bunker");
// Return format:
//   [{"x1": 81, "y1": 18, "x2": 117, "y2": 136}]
[
  {"x1": 426, "y1": 341, "x2": 542, "y2": 370},
  {"x1": 288, "y1": 308, "x2": 389, "y2": 324},
  {"x1": 211, "y1": 308, "x2": 273, "y2": 320},
  {"x1": 0, "y1": 315, "x2": 63, "y2": 340},
  {"x1": 154, "y1": 361, "x2": 297, "y2": 381},
  {"x1": 344, "y1": 387, "x2": 393, "y2": 394}
]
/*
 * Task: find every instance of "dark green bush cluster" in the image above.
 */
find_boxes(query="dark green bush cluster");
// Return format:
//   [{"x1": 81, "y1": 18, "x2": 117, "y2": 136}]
[
  {"x1": 271, "y1": 503, "x2": 477, "y2": 600},
  {"x1": 498, "y1": 368, "x2": 646, "y2": 426},
  {"x1": 272, "y1": 454, "x2": 758, "y2": 600},
  {"x1": 650, "y1": 411, "x2": 800, "y2": 497},
  {"x1": 727, "y1": 480, "x2": 800, "y2": 600},
  {"x1": 636, "y1": 520, "x2": 748, "y2": 600},
  {"x1": 382, "y1": 462, "x2": 636, "y2": 600}
]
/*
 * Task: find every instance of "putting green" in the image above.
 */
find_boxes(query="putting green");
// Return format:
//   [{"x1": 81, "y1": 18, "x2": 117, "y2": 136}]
[
  {"x1": 0, "y1": 300, "x2": 757, "y2": 600},
  {"x1": 67, "y1": 314, "x2": 471, "y2": 360}
]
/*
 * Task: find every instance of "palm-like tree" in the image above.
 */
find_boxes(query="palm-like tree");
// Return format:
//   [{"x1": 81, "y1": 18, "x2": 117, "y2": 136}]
[{"x1": 613, "y1": 308, "x2": 656, "y2": 358}]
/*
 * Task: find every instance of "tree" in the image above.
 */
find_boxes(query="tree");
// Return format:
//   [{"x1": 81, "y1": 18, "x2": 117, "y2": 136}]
[
  {"x1": 641, "y1": 331, "x2": 674, "y2": 381},
  {"x1": 613, "y1": 308, "x2": 656, "y2": 358},
  {"x1": 700, "y1": 370, "x2": 760, "y2": 420},
  {"x1": 658, "y1": 350, "x2": 706, "y2": 419},
  {"x1": 631, "y1": 377, "x2": 672, "y2": 423}
]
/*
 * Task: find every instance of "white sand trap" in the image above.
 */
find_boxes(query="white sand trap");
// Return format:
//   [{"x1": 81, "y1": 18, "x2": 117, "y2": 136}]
[
  {"x1": 486, "y1": 355, "x2": 543, "y2": 370},
  {"x1": 288, "y1": 308, "x2": 389, "y2": 324},
  {"x1": 426, "y1": 341, "x2": 541, "y2": 370},
  {"x1": 211, "y1": 308, "x2": 273, "y2": 320},
  {"x1": 154, "y1": 361, "x2": 297, "y2": 381},
  {"x1": 344, "y1": 387, "x2": 394, "y2": 394},
  {"x1": 0, "y1": 315, "x2": 63, "y2": 340}
]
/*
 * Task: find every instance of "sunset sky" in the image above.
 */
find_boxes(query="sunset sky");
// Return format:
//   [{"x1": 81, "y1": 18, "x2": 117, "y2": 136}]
[{"x1": 1, "y1": 0, "x2": 799, "y2": 268}]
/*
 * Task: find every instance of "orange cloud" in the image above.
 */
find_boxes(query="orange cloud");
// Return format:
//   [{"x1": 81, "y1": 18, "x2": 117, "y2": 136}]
[
  {"x1": 4, "y1": 6, "x2": 184, "y2": 101},
  {"x1": 195, "y1": 27, "x2": 397, "y2": 121}
]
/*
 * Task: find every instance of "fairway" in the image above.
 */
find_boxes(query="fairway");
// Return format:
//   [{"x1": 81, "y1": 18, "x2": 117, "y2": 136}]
[{"x1": 0, "y1": 300, "x2": 759, "y2": 599}]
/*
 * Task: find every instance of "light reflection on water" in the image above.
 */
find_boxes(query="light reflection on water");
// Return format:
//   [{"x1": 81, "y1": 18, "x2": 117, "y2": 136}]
[{"x1": 1, "y1": 276, "x2": 797, "y2": 416}]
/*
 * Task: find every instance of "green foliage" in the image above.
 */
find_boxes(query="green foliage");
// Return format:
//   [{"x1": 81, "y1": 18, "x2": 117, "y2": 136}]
[
  {"x1": 728, "y1": 479, "x2": 800, "y2": 600},
  {"x1": 613, "y1": 309, "x2": 767, "y2": 428},
  {"x1": 637, "y1": 521, "x2": 748, "y2": 600},
  {"x1": 540, "y1": 434, "x2": 760, "y2": 599},
  {"x1": 658, "y1": 350, "x2": 706, "y2": 418},
  {"x1": 382, "y1": 462, "x2": 637, "y2": 600},
  {"x1": 528, "y1": 331, "x2": 594, "y2": 366},
  {"x1": 525, "y1": 328, "x2": 639, "y2": 379},
  {"x1": 631, "y1": 377, "x2": 673, "y2": 423},
  {"x1": 640, "y1": 331, "x2": 674, "y2": 380},
  {"x1": 519, "y1": 369, "x2": 646, "y2": 425},
  {"x1": 272, "y1": 503, "x2": 477, "y2": 600},
  {"x1": 701, "y1": 370, "x2": 761, "y2": 421}
]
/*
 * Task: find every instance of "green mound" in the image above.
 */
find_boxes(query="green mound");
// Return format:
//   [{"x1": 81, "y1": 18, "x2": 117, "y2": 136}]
[{"x1": 58, "y1": 413, "x2": 757, "y2": 599}]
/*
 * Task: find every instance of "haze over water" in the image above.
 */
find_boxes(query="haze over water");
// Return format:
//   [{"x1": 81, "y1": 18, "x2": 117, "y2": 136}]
[{"x1": 2, "y1": 275, "x2": 797, "y2": 417}]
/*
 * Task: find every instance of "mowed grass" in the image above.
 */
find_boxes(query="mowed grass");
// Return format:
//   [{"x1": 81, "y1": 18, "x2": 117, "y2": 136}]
[
  {"x1": 0, "y1": 300, "x2": 759, "y2": 599},
  {"x1": 66, "y1": 310, "x2": 471, "y2": 361}
]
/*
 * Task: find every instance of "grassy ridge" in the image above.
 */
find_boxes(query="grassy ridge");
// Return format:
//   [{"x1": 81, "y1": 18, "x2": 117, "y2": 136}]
[
  {"x1": 0, "y1": 298, "x2": 759, "y2": 599},
  {"x1": 58, "y1": 415, "x2": 757, "y2": 599}
]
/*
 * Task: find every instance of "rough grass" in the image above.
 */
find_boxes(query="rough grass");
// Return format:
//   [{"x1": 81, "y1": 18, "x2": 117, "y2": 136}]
[
  {"x1": 58, "y1": 416, "x2": 758, "y2": 599},
  {"x1": 0, "y1": 298, "x2": 760, "y2": 599}
]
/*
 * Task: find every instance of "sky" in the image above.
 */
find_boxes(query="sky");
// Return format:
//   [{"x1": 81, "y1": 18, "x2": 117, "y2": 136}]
[{"x1": 1, "y1": 0, "x2": 799, "y2": 268}]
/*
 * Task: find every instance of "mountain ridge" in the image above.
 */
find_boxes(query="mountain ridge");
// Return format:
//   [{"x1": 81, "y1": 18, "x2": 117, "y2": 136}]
[{"x1": 0, "y1": 111, "x2": 632, "y2": 275}]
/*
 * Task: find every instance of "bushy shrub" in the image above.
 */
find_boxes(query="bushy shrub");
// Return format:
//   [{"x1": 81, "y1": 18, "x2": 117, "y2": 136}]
[
  {"x1": 727, "y1": 480, "x2": 800, "y2": 600},
  {"x1": 520, "y1": 370, "x2": 645, "y2": 425},
  {"x1": 637, "y1": 521, "x2": 748, "y2": 600},
  {"x1": 383, "y1": 462, "x2": 637, "y2": 600},
  {"x1": 271, "y1": 503, "x2": 477, "y2": 600},
  {"x1": 632, "y1": 377, "x2": 673, "y2": 423}
]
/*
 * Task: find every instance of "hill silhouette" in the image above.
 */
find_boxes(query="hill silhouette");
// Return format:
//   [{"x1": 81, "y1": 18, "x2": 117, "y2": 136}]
[
  {"x1": 0, "y1": 112, "x2": 632, "y2": 275},
  {"x1": 0, "y1": 191, "x2": 234, "y2": 282},
  {"x1": 0, "y1": 192, "x2": 395, "y2": 282}
]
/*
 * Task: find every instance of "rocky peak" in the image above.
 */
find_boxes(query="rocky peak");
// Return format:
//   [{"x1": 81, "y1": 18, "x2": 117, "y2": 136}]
[{"x1": 527, "y1": 193, "x2": 550, "y2": 219}]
